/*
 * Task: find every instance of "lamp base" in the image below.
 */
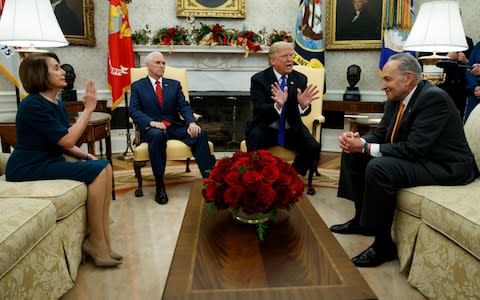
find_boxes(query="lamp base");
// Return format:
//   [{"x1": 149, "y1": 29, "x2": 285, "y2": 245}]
[{"x1": 419, "y1": 55, "x2": 450, "y2": 85}]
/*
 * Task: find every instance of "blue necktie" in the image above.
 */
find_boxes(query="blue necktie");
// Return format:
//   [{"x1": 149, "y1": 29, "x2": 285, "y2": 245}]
[{"x1": 277, "y1": 76, "x2": 287, "y2": 146}]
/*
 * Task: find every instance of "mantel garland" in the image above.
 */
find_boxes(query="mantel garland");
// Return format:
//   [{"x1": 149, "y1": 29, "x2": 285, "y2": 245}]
[{"x1": 131, "y1": 23, "x2": 293, "y2": 53}]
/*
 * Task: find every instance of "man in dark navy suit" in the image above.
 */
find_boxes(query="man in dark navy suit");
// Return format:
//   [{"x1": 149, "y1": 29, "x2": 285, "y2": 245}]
[
  {"x1": 129, "y1": 52, "x2": 213, "y2": 204},
  {"x1": 331, "y1": 53, "x2": 478, "y2": 267},
  {"x1": 245, "y1": 41, "x2": 320, "y2": 176}
]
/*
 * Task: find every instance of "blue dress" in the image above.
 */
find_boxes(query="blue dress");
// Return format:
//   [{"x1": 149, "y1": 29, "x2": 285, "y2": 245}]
[{"x1": 5, "y1": 94, "x2": 108, "y2": 184}]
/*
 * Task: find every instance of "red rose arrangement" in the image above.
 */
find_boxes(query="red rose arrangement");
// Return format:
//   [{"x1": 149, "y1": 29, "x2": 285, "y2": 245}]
[{"x1": 202, "y1": 150, "x2": 305, "y2": 239}]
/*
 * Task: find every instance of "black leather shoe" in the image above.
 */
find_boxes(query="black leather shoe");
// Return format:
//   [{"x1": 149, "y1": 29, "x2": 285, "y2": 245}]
[
  {"x1": 155, "y1": 187, "x2": 168, "y2": 205},
  {"x1": 351, "y1": 246, "x2": 397, "y2": 268},
  {"x1": 330, "y1": 220, "x2": 375, "y2": 236}
]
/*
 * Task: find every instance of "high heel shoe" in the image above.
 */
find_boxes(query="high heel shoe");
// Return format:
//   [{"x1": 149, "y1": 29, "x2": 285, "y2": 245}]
[
  {"x1": 110, "y1": 250, "x2": 123, "y2": 260},
  {"x1": 82, "y1": 240, "x2": 122, "y2": 267}
]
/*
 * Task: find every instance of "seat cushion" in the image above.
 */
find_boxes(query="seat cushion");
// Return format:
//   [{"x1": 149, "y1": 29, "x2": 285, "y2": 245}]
[
  {"x1": 0, "y1": 198, "x2": 56, "y2": 278},
  {"x1": 396, "y1": 186, "x2": 427, "y2": 217},
  {"x1": 0, "y1": 176, "x2": 87, "y2": 220},
  {"x1": 417, "y1": 180, "x2": 480, "y2": 260}
]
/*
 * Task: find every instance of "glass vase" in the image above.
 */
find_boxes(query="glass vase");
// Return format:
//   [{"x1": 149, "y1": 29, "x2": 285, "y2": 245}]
[{"x1": 230, "y1": 207, "x2": 271, "y2": 224}]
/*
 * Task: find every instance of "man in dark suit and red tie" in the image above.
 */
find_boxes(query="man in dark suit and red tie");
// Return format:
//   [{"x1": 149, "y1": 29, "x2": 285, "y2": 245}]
[
  {"x1": 245, "y1": 41, "x2": 320, "y2": 176},
  {"x1": 129, "y1": 51, "x2": 213, "y2": 205},
  {"x1": 331, "y1": 53, "x2": 479, "y2": 267}
]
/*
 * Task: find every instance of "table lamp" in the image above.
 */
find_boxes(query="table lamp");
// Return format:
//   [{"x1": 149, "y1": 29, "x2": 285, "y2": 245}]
[
  {"x1": 403, "y1": 0, "x2": 467, "y2": 85},
  {"x1": 0, "y1": 0, "x2": 68, "y2": 52}
]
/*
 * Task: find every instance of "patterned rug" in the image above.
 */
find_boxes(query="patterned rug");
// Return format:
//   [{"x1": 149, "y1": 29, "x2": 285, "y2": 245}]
[{"x1": 113, "y1": 161, "x2": 339, "y2": 193}]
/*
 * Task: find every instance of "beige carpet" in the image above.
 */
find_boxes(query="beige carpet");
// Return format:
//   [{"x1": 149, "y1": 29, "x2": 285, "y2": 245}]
[{"x1": 113, "y1": 163, "x2": 339, "y2": 193}]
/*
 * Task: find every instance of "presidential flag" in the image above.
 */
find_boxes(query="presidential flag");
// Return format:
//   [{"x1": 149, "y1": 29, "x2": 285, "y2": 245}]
[
  {"x1": 0, "y1": 0, "x2": 24, "y2": 98},
  {"x1": 379, "y1": 0, "x2": 415, "y2": 71},
  {"x1": 293, "y1": 0, "x2": 325, "y2": 69},
  {"x1": 108, "y1": 0, "x2": 134, "y2": 110}
]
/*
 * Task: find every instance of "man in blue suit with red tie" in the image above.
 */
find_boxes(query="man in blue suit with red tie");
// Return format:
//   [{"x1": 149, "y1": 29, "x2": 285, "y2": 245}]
[{"x1": 129, "y1": 51, "x2": 213, "y2": 205}]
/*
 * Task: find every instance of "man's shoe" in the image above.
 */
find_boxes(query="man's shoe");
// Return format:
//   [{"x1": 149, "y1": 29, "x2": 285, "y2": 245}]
[
  {"x1": 351, "y1": 246, "x2": 397, "y2": 268},
  {"x1": 330, "y1": 220, "x2": 375, "y2": 236},
  {"x1": 155, "y1": 187, "x2": 168, "y2": 205}
]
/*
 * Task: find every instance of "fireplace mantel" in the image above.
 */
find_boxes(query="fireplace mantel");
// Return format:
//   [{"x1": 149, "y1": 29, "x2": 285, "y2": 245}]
[{"x1": 133, "y1": 45, "x2": 270, "y2": 92}]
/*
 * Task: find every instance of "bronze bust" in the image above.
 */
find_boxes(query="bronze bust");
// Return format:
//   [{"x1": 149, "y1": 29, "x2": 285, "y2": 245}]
[{"x1": 344, "y1": 64, "x2": 361, "y2": 101}]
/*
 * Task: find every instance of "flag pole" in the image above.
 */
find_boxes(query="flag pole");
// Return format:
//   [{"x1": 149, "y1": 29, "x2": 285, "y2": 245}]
[
  {"x1": 121, "y1": 92, "x2": 134, "y2": 160},
  {"x1": 15, "y1": 86, "x2": 20, "y2": 108}
]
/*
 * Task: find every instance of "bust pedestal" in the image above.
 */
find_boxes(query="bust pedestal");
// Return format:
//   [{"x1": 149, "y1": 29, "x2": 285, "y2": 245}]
[{"x1": 343, "y1": 87, "x2": 361, "y2": 101}]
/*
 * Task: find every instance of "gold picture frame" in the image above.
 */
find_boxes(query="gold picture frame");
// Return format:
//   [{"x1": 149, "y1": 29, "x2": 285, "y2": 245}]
[
  {"x1": 54, "y1": 0, "x2": 95, "y2": 47},
  {"x1": 176, "y1": 0, "x2": 246, "y2": 18},
  {"x1": 326, "y1": 0, "x2": 384, "y2": 50}
]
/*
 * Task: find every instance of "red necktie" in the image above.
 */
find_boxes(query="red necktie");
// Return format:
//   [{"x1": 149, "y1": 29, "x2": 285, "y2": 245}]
[
  {"x1": 390, "y1": 102, "x2": 405, "y2": 143},
  {"x1": 155, "y1": 80, "x2": 163, "y2": 108}
]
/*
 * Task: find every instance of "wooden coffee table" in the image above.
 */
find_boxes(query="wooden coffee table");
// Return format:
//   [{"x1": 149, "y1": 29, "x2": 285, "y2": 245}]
[{"x1": 163, "y1": 180, "x2": 377, "y2": 299}]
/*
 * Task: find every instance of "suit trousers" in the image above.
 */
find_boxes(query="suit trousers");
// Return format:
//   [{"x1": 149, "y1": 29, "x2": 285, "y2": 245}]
[
  {"x1": 246, "y1": 125, "x2": 320, "y2": 175},
  {"x1": 338, "y1": 152, "x2": 439, "y2": 236},
  {"x1": 142, "y1": 125, "x2": 213, "y2": 179}
]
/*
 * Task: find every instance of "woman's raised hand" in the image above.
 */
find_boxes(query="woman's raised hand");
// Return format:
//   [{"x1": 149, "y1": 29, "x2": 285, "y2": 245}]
[{"x1": 83, "y1": 80, "x2": 97, "y2": 112}]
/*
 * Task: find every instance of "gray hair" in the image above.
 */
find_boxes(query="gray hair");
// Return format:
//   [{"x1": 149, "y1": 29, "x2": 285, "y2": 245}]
[
  {"x1": 388, "y1": 53, "x2": 422, "y2": 82},
  {"x1": 145, "y1": 51, "x2": 164, "y2": 65}
]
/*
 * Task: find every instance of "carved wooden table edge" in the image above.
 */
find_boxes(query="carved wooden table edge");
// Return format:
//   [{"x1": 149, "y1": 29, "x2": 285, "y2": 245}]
[{"x1": 162, "y1": 180, "x2": 377, "y2": 300}]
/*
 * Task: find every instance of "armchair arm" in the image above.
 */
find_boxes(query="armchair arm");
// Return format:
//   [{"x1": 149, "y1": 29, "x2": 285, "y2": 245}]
[{"x1": 311, "y1": 114, "x2": 325, "y2": 141}]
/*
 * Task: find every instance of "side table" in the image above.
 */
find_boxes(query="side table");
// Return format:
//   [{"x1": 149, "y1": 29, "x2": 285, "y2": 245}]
[{"x1": 347, "y1": 113, "x2": 383, "y2": 136}]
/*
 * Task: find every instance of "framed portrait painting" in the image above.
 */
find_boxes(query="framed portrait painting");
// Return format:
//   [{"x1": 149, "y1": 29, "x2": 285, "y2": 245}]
[
  {"x1": 326, "y1": 0, "x2": 384, "y2": 50},
  {"x1": 53, "y1": 0, "x2": 95, "y2": 47},
  {"x1": 176, "y1": 0, "x2": 246, "y2": 18}
]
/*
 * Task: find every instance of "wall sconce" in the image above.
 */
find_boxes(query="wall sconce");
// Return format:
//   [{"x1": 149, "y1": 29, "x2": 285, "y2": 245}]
[
  {"x1": 0, "y1": 0, "x2": 68, "y2": 52},
  {"x1": 403, "y1": 0, "x2": 468, "y2": 85}
]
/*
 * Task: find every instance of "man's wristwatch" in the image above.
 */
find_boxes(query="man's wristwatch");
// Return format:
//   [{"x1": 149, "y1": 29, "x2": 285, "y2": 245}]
[{"x1": 362, "y1": 141, "x2": 369, "y2": 154}]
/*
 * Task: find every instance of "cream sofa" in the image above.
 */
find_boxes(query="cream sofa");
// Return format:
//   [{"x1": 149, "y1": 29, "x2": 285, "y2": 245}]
[
  {"x1": 393, "y1": 106, "x2": 480, "y2": 299},
  {"x1": 0, "y1": 153, "x2": 87, "y2": 299}
]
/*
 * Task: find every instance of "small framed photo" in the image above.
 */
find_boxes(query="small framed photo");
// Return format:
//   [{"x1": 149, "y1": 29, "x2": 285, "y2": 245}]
[
  {"x1": 176, "y1": 0, "x2": 246, "y2": 18},
  {"x1": 53, "y1": 0, "x2": 95, "y2": 47},
  {"x1": 326, "y1": 0, "x2": 384, "y2": 50}
]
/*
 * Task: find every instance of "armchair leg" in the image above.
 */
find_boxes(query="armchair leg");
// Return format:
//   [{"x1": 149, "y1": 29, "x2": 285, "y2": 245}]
[
  {"x1": 306, "y1": 156, "x2": 320, "y2": 195},
  {"x1": 134, "y1": 160, "x2": 147, "y2": 197},
  {"x1": 185, "y1": 158, "x2": 191, "y2": 173}
]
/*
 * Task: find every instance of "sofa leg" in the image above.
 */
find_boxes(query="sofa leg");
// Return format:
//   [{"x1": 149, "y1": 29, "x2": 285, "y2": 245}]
[
  {"x1": 134, "y1": 161, "x2": 147, "y2": 197},
  {"x1": 185, "y1": 158, "x2": 191, "y2": 173}
]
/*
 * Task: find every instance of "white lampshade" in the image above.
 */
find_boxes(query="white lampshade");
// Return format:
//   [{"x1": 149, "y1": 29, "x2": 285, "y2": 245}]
[
  {"x1": 403, "y1": 1, "x2": 467, "y2": 53},
  {"x1": 0, "y1": 0, "x2": 68, "y2": 49}
]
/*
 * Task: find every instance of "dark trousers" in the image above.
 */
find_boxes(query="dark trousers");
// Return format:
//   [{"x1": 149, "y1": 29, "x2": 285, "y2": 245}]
[
  {"x1": 246, "y1": 125, "x2": 320, "y2": 174},
  {"x1": 338, "y1": 152, "x2": 438, "y2": 236},
  {"x1": 142, "y1": 125, "x2": 213, "y2": 179}
]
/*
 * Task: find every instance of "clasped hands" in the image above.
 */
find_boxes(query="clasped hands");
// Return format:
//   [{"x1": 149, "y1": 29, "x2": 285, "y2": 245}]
[
  {"x1": 149, "y1": 121, "x2": 202, "y2": 138},
  {"x1": 338, "y1": 131, "x2": 364, "y2": 153},
  {"x1": 270, "y1": 82, "x2": 319, "y2": 110}
]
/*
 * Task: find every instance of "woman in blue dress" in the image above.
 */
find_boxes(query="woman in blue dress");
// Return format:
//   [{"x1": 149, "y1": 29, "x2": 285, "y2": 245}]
[{"x1": 6, "y1": 52, "x2": 121, "y2": 267}]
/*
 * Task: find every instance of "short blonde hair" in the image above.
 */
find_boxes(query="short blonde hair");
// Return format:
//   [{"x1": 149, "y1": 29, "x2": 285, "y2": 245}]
[{"x1": 268, "y1": 41, "x2": 293, "y2": 64}]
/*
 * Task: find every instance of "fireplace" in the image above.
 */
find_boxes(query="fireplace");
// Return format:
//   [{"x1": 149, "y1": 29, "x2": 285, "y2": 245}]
[{"x1": 190, "y1": 92, "x2": 251, "y2": 151}]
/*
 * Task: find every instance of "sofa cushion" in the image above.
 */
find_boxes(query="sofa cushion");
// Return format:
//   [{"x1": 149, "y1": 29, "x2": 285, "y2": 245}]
[
  {"x1": 0, "y1": 176, "x2": 87, "y2": 220},
  {"x1": 396, "y1": 186, "x2": 426, "y2": 217},
  {"x1": 0, "y1": 198, "x2": 56, "y2": 279},
  {"x1": 404, "y1": 180, "x2": 480, "y2": 260}
]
